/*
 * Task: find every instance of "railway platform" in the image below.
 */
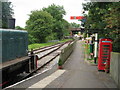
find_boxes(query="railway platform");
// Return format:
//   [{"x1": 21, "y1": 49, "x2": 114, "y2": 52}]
[{"x1": 7, "y1": 40, "x2": 117, "y2": 89}]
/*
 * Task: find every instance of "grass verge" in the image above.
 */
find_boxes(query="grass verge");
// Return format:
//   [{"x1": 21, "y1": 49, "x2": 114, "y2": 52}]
[
  {"x1": 28, "y1": 39, "x2": 73, "y2": 50},
  {"x1": 84, "y1": 43, "x2": 95, "y2": 64}
]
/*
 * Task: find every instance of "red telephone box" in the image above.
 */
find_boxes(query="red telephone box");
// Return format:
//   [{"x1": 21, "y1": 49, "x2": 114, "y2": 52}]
[{"x1": 98, "y1": 38, "x2": 112, "y2": 72}]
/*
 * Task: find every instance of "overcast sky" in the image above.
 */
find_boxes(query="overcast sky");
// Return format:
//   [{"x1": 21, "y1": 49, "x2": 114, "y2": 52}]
[{"x1": 9, "y1": 0, "x2": 87, "y2": 27}]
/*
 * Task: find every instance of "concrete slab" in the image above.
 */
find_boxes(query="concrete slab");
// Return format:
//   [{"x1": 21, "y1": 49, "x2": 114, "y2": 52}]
[
  {"x1": 28, "y1": 70, "x2": 66, "y2": 88},
  {"x1": 45, "y1": 40, "x2": 117, "y2": 88}
]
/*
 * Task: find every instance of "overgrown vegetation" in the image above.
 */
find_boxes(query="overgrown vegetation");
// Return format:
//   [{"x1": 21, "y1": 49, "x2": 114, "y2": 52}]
[{"x1": 82, "y1": 2, "x2": 120, "y2": 52}]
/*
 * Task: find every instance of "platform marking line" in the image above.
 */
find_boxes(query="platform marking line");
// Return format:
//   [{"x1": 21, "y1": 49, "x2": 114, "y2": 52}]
[{"x1": 28, "y1": 70, "x2": 66, "y2": 88}]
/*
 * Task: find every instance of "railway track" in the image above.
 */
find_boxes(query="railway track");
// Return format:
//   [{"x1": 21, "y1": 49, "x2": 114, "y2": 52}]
[
  {"x1": 32, "y1": 43, "x2": 62, "y2": 52},
  {"x1": 5, "y1": 40, "x2": 72, "y2": 89},
  {"x1": 32, "y1": 41, "x2": 71, "y2": 54}
]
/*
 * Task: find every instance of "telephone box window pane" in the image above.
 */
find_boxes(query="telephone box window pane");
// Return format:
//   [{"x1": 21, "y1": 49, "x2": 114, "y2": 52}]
[
  {"x1": 103, "y1": 59, "x2": 107, "y2": 61},
  {"x1": 102, "y1": 62, "x2": 106, "y2": 64},
  {"x1": 103, "y1": 45, "x2": 110, "y2": 47},
  {"x1": 103, "y1": 50, "x2": 108, "y2": 53},
  {"x1": 102, "y1": 56, "x2": 108, "y2": 58},
  {"x1": 103, "y1": 54, "x2": 108, "y2": 55},
  {"x1": 103, "y1": 48, "x2": 109, "y2": 50}
]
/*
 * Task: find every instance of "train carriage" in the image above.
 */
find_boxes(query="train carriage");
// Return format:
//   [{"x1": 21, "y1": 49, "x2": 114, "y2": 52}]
[{"x1": 0, "y1": 29, "x2": 36, "y2": 88}]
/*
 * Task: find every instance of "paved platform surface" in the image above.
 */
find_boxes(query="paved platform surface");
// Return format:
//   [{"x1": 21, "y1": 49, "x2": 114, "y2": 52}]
[
  {"x1": 27, "y1": 40, "x2": 117, "y2": 89},
  {"x1": 7, "y1": 40, "x2": 117, "y2": 89}
]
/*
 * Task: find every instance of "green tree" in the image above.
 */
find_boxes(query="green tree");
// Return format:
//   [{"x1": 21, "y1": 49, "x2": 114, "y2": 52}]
[
  {"x1": 83, "y1": 2, "x2": 111, "y2": 31},
  {"x1": 70, "y1": 22, "x2": 81, "y2": 28},
  {"x1": 104, "y1": 3, "x2": 120, "y2": 52},
  {"x1": 82, "y1": 2, "x2": 120, "y2": 52},
  {"x1": 1, "y1": 1, "x2": 14, "y2": 28},
  {"x1": 43, "y1": 4, "x2": 67, "y2": 40},
  {"x1": 43, "y1": 4, "x2": 66, "y2": 21},
  {"x1": 15, "y1": 26, "x2": 25, "y2": 30},
  {"x1": 62, "y1": 19, "x2": 70, "y2": 36},
  {"x1": 26, "y1": 10, "x2": 54, "y2": 43},
  {"x1": 26, "y1": 4, "x2": 70, "y2": 44}
]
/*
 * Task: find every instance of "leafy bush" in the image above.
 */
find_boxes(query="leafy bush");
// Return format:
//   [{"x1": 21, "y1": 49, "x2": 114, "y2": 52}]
[{"x1": 58, "y1": 59, "x2": 63, "y2": 66}]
